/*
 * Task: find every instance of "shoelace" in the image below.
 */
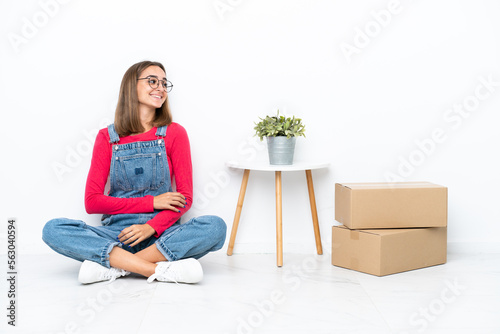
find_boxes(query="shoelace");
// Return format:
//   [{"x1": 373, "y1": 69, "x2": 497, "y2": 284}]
[
  {"x1": 103, "y1": 268, "x2": 128, "y2": 284},
  {"x1": 147, "y1": 263, "x2": 179, "y2": 284}
]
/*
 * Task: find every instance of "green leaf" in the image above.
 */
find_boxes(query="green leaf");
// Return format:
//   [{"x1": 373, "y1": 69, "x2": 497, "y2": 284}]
[{"x1": 253, "y1": 109, "x2": 306, "y2": 138}]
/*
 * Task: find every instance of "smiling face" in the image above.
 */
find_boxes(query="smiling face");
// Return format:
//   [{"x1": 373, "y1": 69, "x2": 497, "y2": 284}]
[{"x1": 136, "y1": 65, "x2": 168, "y2": 112}]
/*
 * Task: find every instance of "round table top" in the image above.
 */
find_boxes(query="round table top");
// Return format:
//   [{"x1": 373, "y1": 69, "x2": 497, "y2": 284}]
[{"x1": 225, "y1": 160, "x2": 330, "y2": 172}]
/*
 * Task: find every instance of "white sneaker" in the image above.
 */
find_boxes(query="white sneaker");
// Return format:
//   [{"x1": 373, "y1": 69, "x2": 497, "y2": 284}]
[
  {"x1": 147, "y1": 258, "x2": 203, "y2": 284},
  {"x1": 78, "y1": 260, "x2": 130, "y2": 284}
]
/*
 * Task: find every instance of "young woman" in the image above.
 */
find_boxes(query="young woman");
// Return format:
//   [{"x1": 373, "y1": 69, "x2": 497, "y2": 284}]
[{"x1": 43, "y1": 61, "x2": 226, "y2": 284}]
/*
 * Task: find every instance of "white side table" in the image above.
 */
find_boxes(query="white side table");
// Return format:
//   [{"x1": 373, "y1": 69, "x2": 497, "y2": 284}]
[{"x1": 225, "y1": 160, "x2": 330, "y2": 266}]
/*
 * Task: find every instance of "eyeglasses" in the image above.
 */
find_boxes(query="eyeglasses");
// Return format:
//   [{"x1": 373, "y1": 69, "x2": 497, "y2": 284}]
[{"x1": 137, "y1": 75, "x2": 173, "y2": 92}]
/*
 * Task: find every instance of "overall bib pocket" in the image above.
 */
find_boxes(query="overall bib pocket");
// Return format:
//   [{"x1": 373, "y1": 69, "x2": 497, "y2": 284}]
[{"x1": 113, "y1": 153, "x2": 165, "y2": 191}]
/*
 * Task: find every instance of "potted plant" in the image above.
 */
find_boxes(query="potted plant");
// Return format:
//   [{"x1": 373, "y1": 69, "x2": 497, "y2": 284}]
[{"x1": 254, "y1": 110, "x2": 306, "y2": 165}]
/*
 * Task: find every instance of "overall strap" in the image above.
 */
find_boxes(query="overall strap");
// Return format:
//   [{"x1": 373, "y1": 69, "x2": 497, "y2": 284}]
[
  {"x1": 155, "y1": 125, "x2": 168, "y2": 137},
  {"x1": 107, "y1": 124, "x2": 120, "y2": 143}
]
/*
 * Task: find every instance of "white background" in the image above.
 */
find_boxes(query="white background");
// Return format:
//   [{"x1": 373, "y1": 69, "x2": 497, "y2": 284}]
[{"x1": 1, "y1": 0, "x2": 499, "y2": 255}]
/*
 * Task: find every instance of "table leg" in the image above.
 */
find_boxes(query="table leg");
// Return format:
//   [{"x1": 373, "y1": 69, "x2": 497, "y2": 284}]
[
  {"x1": 305, "y1": 169, "x2": 323, "y2": 255},
  {"x1": 227, "y1": 169, "x2": 250, "y2": 256},
  {"x1": 275, "y1": 171, "x2": 283, "y2": 267}
]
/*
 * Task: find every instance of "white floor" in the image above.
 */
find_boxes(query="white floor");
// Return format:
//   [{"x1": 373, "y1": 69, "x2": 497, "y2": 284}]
[{"x1": 2, "y1": 249, "x2": 500, "y2": 334}]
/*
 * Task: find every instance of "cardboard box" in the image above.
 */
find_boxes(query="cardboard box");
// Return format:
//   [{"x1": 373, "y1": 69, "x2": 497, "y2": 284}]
[
  {"x1": 335, "y1": 182, "x2": 447, "y2": 229},
  {"x1": 332, "y1": 225, "x2": 447, "y2": 276}
]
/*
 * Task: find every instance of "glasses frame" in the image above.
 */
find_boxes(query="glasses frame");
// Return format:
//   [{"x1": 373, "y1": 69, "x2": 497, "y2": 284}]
[{"x1": 137, "y1": 75, "x2": 173, "y2": 93}]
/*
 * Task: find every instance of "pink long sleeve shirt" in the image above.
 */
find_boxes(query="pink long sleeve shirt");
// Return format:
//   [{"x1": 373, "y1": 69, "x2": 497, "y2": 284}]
[{"x1": 84, "y1": 122, "x2": 193, "y2": 237}]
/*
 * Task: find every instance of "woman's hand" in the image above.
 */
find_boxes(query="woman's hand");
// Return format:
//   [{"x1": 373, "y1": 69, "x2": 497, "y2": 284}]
[
  {"x1": 153, "y1": 192, "x2": 186, "y2": 212},
  {"x1": 118, "y1": 224, "x2": 155, "y2": 247}
]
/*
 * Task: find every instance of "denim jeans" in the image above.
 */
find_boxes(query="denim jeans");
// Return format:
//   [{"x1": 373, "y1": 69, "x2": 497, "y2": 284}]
[
  {"x1": 42, "y1": 124, "x2": 226, "y2": 268},
  {"x1": 42, "y1": 214, "x2": 226, "y2": 268}
]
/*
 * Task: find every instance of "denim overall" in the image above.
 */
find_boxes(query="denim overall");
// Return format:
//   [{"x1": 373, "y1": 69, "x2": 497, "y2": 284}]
[
  {"x1": 102, "y1": 124, "x2": 173, "y2": 226},
  {"x1": 43, "y1": 124, "x2": 226, "y2": 268}
]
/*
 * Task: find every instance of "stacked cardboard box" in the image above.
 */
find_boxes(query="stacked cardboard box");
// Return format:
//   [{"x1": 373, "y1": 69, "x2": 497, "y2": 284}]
[{"x1": 332, "y1": 182, "x2": 447, "y2": 276}]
